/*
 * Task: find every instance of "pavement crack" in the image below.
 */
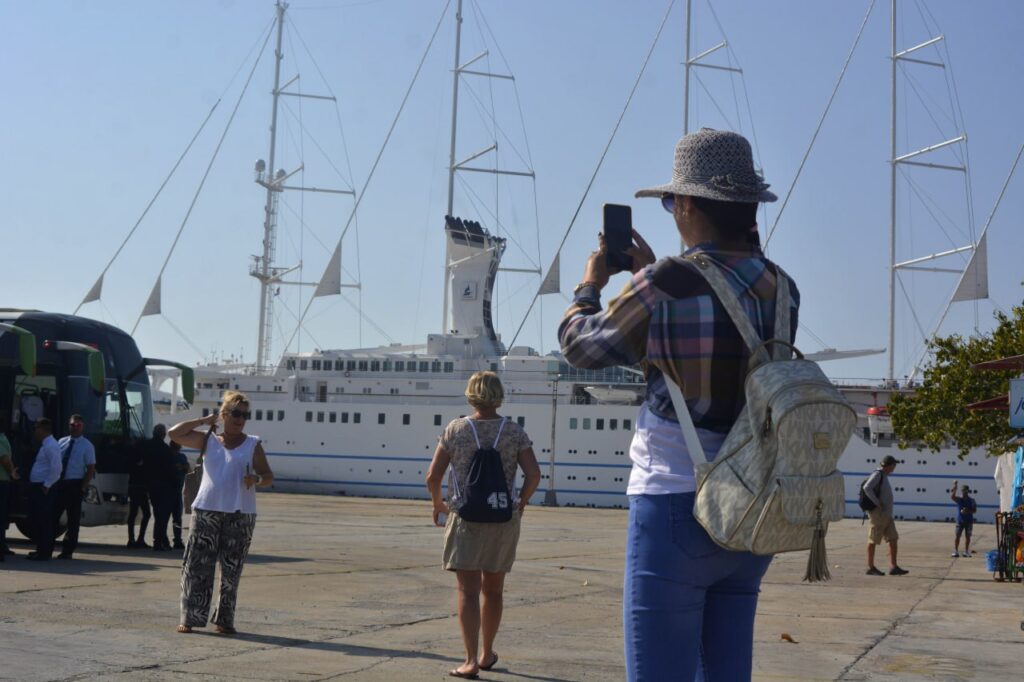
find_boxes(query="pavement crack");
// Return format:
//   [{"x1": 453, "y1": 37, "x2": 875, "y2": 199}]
[
  {"x1": 836, "y1": 566, "x2": 953, "y2": 680},
  {"x1": 318, "y1": 656, "x2": 394, "y2": 679}
]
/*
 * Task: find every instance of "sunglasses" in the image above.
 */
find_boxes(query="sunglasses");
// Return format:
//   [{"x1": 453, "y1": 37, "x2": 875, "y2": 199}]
[
  {"x1": 227, "y1": 409, "x2": 251, "y2": 420},
  {"x1": 660, "y1": 193, "x2": 676, "y2": 213}
]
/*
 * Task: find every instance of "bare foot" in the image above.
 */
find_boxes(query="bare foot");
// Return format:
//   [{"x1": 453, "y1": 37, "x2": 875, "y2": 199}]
[
  {"x1": 176, "y1": 625, "x2": 192, "y2": 634},
  {"x1": 215, "y1": 624, "x2": 237, "y2": 635}
]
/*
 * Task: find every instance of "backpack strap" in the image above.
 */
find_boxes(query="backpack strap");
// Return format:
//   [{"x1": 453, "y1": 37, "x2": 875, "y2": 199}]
[
  {"x1": 450, "y1": 418, "x2": 482, "y2": 501},
  {"x1": 772, "y1": 269, "x2": 792, "y2": 361},
  {"x1": 465, "y1": 418, "x2": 482, "y2": 450},
  {"x1": 664, "y1": 375, "x2": 708, "y2": 467},
  {"x1": 491, "y1": 418, "x2": 507, "y2": 449},
  {"x1": 685, "y1": 254, "x2": 771, "y2": 366},
  {"x1": 666, "y1": 257, "x2": 790, "y2": 467}
]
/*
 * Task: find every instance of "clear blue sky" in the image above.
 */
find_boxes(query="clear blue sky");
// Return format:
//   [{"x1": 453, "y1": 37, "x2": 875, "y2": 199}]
[{"x1": 3, "y1": 0, "x2": 1022, "y2": 382}]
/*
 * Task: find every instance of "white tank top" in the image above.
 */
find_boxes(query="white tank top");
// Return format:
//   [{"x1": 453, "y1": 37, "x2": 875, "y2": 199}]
[{"x1": 193, "y1": 434, "x2": 259, "y2": 514}]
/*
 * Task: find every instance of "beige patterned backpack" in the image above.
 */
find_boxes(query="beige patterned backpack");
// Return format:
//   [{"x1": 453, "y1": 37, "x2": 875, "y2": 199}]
[{"x1": 665, "y1": 254, "x2": 856, "y2": 582}]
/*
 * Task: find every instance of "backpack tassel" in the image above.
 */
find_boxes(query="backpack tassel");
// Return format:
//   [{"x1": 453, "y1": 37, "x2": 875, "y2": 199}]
[{"x1": 803, "y1": 499, "x2": 831, "y2": 583}]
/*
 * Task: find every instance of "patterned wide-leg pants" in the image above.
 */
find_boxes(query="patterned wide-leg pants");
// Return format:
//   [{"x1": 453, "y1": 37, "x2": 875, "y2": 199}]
[{"x1": 180, "y1": 510, "x2": 256, "y2": 628}]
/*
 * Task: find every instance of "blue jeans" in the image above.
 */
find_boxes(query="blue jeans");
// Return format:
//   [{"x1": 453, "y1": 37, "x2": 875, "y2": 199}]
[{"x1": 624, "y1": 493, "x2": 772, "y2": 682}]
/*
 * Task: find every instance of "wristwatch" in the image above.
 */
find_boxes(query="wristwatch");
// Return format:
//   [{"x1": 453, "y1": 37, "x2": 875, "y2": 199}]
[
  {"x1": 254, "y1": 474, "x2": 264, "y2": 485},
  {"x1": 573, "y1": 281, "x2": 598, "y2": 296}
]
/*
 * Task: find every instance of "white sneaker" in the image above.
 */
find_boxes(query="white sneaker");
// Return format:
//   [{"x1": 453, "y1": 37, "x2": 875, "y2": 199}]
[
  {"x1": 963, "y1": 551, "x2": 972, "y2": 557},
  {"x1": 951, "y1": 551, "x2": 959, "y2": 557}
]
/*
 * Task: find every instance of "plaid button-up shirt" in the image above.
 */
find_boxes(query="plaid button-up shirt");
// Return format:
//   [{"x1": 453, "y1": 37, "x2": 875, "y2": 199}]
[{"x1": 558, "y1": 242, "x2": 800, "y2": 433}]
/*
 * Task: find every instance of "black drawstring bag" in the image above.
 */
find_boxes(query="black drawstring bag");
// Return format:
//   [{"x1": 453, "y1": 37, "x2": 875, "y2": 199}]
[{"x1": 450, "y1": 418, "x2": 513, "y2": 523}]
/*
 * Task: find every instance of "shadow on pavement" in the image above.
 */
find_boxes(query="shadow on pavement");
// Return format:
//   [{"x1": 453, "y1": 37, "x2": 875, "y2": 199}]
[
  {"x1": 0, "y1": 556, "x2": 161, "y2": 573},
  {"x1": 197, "y1": 630, "x2": 451, "y2": 662}
]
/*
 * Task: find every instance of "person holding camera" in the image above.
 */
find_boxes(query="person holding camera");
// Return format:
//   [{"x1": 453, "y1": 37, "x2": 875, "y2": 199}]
[
  {"x1": 559, "y1": 129, "x2": 797, "y2": 681},
  {"x1": 949, "y1": 481, "x2": 976, "y2": 557}
]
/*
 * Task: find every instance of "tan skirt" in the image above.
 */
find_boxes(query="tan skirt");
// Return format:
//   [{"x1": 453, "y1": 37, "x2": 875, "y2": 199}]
[{"x1": 443, "y1": 510, "x2": 522, "y2": 573}]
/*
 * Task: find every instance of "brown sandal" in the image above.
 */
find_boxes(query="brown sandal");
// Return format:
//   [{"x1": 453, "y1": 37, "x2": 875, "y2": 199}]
[
  {"x1": 215, "y1": 624, "x2": 237, "y2": 635},
  {"x1": 176, "y1": 625, "x2": 193, "y2": 634}
]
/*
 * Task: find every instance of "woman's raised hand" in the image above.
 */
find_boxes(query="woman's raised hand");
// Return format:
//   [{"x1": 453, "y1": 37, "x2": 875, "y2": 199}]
[{"x1": 625, "y1": 229, "x2": 656, "y2": 274}]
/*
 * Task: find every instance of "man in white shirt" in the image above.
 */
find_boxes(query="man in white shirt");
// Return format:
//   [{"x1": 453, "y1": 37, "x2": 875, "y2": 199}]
[
  {"x1": 55, "y1": 414, "x2": 96, "y2": 559},
  {"x1": 28, "y1": 418, "x2": 61, "y2": 561}
]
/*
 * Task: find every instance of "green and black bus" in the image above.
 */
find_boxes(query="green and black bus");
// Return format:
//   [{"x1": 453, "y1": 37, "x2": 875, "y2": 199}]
[{"x1": 0, "y1": 309, "x2": 192, "y2": 539}]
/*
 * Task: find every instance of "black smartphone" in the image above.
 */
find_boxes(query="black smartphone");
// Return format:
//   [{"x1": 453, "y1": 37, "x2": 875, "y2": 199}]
[{"x1": 603, "y1": 203, "x2": 633, "y2": 271}]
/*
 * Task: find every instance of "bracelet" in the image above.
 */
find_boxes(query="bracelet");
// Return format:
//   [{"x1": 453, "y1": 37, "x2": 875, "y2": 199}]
[{"x1": 255, "y1": 474, "x2": 264, "y2": 485}]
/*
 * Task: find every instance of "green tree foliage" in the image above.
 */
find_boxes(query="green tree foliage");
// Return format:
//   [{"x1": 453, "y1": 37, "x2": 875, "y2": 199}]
[{"x1": 889, "y1": 302, "x2": 1024, "y2": 458}]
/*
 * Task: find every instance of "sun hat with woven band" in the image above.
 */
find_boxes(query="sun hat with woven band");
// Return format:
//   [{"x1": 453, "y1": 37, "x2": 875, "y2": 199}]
[{"x1": 635, "y1": 128, "x2": 776, "y2": 204}]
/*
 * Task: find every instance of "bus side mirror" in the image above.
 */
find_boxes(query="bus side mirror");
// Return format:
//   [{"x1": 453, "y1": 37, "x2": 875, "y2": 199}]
[
  {"x1": 46, "y1": 340, "x2": 106, "y2": 393},
  {"x1": 0, "y1": 323, "x2": 36, "y2": 376},
  {"x1": 143, "y1": 359, "x2": 195, "y2": 404}
]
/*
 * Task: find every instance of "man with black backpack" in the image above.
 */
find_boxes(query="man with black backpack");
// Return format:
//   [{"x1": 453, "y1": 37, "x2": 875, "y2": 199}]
[{"x1": 862, "y1": 454, "x2": 908, "y2": 576}]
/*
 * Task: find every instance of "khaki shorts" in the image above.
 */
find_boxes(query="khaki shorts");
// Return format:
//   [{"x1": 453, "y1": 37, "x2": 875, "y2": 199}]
[
  {"x1": 443, "y1": 510, "x2": 522, "y2": 573},
  {"x1": 868, "y1": 508, "x2": 899, "y2": 544}
]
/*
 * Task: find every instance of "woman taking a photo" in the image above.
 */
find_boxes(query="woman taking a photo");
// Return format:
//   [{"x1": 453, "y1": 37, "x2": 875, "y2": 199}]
[
  {"x1": 559, "y1": 129, "x2": 796, "y2": 681},
  {"x1": 426, "y1": 371, "x2": 541, "y2": 679},
  {"x1": 169, "y1": 390, "x2": 273, "y2": 635}
]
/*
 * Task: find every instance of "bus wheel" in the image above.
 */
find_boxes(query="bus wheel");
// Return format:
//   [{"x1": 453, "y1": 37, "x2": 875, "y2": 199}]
[{"x1": 13, "y1": 518, "x2": 67, "y2": 542}]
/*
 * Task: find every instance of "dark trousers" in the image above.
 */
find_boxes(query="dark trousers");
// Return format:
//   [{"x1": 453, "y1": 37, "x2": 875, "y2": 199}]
[
  {"x1": 0, "y1": 481, "x2": 10, "y2": 550},
  {"x1": 57, "y1": 480, "x2": 84, "y2": 556},
  {"x1": 127, "y1": 487, "x2": 150, "y2": 543},
  {"x1": 150, "y1": 484, "x2": 173, "y2": 548},
  {"x1": 30, "y1": 483, "x2": 55, "y2": 558}
]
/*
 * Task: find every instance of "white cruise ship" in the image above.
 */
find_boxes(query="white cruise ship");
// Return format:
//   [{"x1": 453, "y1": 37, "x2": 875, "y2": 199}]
[
  {"x1": 151, "y1": 1, "x2": 1002, "y2": 524},
  {"x1": 159, "y1": 215, "x2": 998, "y2": 523}
]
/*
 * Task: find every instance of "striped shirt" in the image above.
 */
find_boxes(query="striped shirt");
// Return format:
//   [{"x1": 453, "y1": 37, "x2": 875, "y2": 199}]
[{"x1": 558, "y1": 241, "x2": 800, "y2": 433}]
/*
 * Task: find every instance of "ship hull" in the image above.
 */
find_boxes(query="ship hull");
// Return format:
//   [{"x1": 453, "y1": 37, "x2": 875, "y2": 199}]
[{"x1": 158, "y1": 370, "x2": 998, "y2": 523}]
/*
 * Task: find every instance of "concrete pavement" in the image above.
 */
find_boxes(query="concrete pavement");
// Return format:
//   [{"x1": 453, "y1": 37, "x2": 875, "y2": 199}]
[{"x1": 1, "y1": 494, "x2": 1021, "y2": 681}]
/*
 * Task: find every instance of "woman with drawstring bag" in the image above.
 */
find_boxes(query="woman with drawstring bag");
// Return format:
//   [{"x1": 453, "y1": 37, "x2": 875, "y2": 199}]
[{"x1": 426, "y1": 371, "x2": 541, "y2": 679}]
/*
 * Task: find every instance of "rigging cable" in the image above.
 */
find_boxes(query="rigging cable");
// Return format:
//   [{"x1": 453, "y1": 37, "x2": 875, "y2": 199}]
[
  {"x1": 472, "y1": 2, "x2": 545, "y2": 350},
  {"x1": 911, "y1": 139, "x2": 1024, "y2": 379},
  {"x1": 74, "y1": 101, "x2": 219, "y2": 315},
  {"x1": 288, "y1": 19, "x2": 367, "y2": 346},
  {"x1": 132, "y1": 20, "x2": 275, "y2": 334},
  {"x1": 764, "y1": 0, "x2": 876, "y2": 248},
  {"x1": 76, "y1": 15, "x2": 275, "y2": 316},
  {"x1": 280, "y1": 0, "x2": 454, "y2": 355},
  {"x1": 507, "y1": 0, "x2": 678, "y2": 350}
]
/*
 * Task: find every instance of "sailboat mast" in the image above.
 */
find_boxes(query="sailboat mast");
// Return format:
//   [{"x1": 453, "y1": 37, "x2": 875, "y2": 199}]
[
  {"x1": 887, "y1": 0, "x2": 897, "y2": 382},
  {"x1": 255, "y1": 1, "x2": 287, "y2": 372},
  {"x1": 683, "y1": 0, "x2": 692, "y2": 134},
  {"x1": 442, "y1": 0, "x2": 464, "y2": 335}
]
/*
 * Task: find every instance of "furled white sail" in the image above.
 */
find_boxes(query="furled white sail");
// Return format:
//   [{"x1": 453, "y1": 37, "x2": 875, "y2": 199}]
[
  {"x1": 81, "y1": 275, "x2": 103, "y2": 305},
  {"x1": 314, "y1": 242, "x2": 342, "y2": 298},
  {"x1": 141, "y1": 278, "x2": 162, "y2": 317},
  {"x1": 952, "y1": 234, "x2": 989, "y2": 302},
  {"x1": 538, "y1": 253, "x2": 560, "y2": 295}
]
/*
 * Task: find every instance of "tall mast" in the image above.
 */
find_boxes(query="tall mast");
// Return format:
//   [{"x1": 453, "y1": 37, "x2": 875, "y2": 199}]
[
  {"x1": 255, "y1": 1, "x2": 287, "y2": 372},
  {"x1": 887, "y1": 0, "x2": 974, "y2": 383},
  {"x1": 887, "y1": 0, "x2": 897, "y2": 382},
  {"x1": 683, "y1": 0, "x2": 692, "y2": 134},
  {"x1": 442, "y1": 0, "x2": 464, "y2": 335}
]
